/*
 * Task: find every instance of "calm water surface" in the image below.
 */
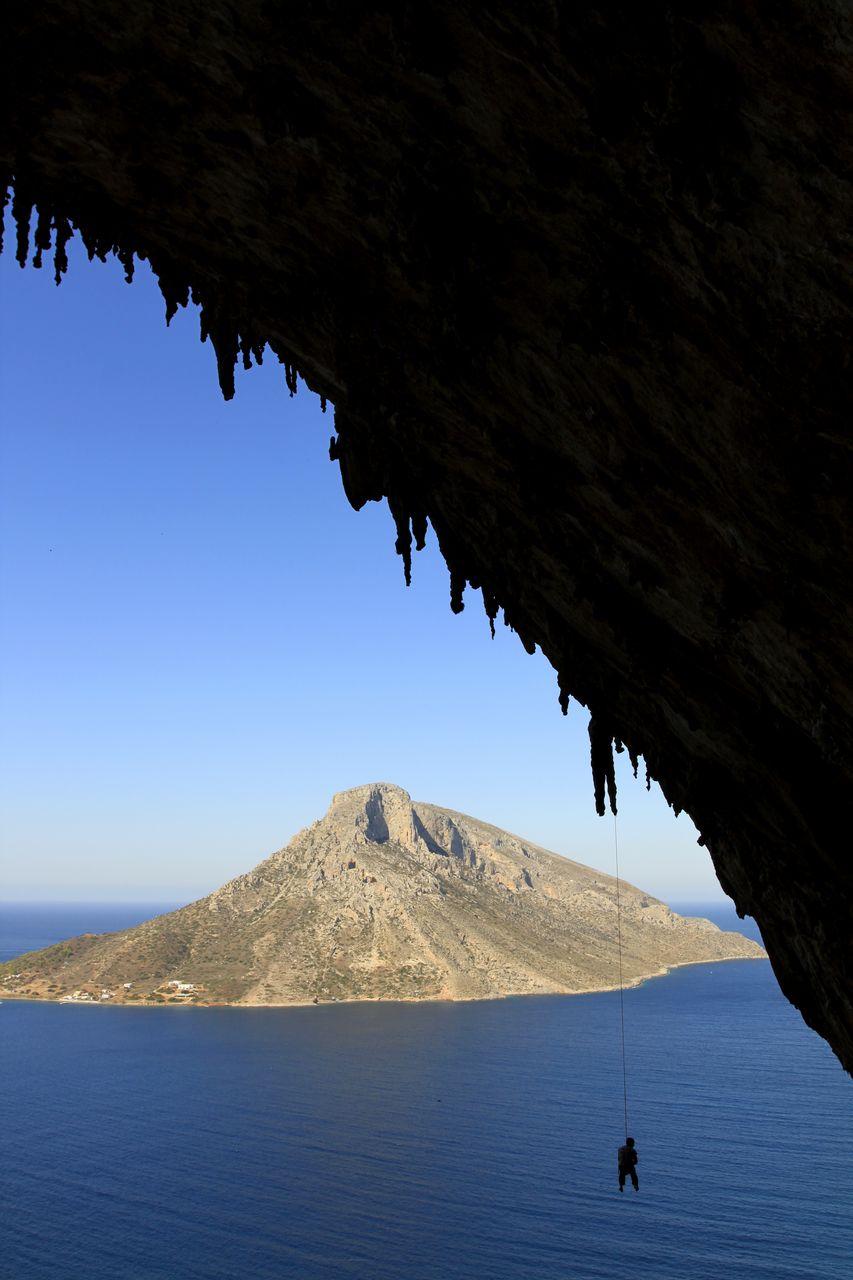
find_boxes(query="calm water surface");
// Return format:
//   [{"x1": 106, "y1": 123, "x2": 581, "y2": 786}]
[{"x1": 1, "y1": 904, "x2": 850, "y2": 1279}]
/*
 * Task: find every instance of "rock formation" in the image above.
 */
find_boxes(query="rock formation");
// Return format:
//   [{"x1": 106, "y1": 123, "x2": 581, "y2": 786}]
[
  {"x1": 1, "y1": 6, "x2": 850, "y2": 1067},
  {"x1": 1, "y1": 784, "x2": 764, "y2": 1006}
]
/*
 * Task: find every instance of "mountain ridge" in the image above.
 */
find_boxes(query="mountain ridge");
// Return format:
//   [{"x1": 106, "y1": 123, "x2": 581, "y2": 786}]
[{"x1": 1, "y1": 783, "x2": 765, "y2": 1006}]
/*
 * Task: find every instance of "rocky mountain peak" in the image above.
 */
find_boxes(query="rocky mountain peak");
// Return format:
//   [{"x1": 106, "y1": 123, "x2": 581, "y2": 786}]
[
  {"x1": 2, "y1": 784, "x2": 765, "y2": 1007},
  {"x1": 327, "y1": 782, "x2": 420, "y2": 851}
]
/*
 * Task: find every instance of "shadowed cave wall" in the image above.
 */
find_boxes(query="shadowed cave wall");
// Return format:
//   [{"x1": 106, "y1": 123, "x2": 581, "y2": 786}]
[{"x1": 2, "y1": 3, "x2": 851, "y2": 1072}]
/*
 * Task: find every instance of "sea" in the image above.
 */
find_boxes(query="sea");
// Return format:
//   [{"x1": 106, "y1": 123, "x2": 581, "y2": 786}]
[{"x1": 0, "y1": 902, "x2": 850, "y2": 1280}]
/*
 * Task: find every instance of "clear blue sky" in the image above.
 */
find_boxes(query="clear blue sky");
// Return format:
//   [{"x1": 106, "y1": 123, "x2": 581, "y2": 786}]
[{"x1": 1, "y1": 219, "x2": 727, "y2": 904}]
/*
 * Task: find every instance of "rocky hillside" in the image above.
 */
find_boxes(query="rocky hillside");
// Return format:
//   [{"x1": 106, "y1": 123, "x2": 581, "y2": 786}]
[{"x1": 1, "y1": 784, "x2": 764, "y2": 1006}]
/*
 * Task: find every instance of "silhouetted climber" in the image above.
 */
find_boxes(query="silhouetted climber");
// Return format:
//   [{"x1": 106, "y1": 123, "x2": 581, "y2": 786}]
[{"x1": 618, "y1": 1137, "x2": 638, "y2": 1192}]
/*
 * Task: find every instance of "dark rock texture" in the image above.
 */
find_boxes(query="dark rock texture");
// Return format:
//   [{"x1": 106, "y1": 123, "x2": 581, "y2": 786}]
[{"x1": 2, "y1": 5, "x2": 851, "y2": 1068}]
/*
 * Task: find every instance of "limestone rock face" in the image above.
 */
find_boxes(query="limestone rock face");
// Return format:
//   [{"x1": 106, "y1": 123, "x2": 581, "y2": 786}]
[
  {"x1": 3, "y1": 784, "x2": 764, "y2": 1006},
  {"x1": 1, "y1": 4, "x2": 851, "y2": 1068}
]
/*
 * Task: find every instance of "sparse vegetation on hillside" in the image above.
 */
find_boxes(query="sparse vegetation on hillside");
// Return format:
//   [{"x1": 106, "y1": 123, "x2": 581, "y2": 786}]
[{"x1": 1, "y1": 784, "x2": 765, "y2": 1007}]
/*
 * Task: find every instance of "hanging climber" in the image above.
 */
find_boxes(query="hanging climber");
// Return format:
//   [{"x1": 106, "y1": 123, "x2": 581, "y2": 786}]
[{"x1": 618, "y1": 1137, "x2": 639, "y2": 1192}]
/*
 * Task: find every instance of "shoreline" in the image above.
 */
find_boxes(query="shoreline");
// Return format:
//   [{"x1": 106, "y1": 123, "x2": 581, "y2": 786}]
[{"x1": 0, "y1": 950, "x2": 767, "y2": 1010}]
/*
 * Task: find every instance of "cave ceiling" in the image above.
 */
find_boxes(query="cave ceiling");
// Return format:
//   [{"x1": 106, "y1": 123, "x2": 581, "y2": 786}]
[{"x1": 2, "y1": 3, "x2": 851, "y2": 1073}]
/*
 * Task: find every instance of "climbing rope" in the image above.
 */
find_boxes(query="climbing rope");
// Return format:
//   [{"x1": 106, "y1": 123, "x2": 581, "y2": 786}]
[{"x1": 613, "y1": 812, "x2": 629, "y2": 1139}]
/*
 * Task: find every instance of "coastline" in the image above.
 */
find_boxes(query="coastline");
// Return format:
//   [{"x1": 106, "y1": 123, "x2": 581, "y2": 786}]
[{"x1": 0, "y1": 949, "x2": 767, "y2": 1010}]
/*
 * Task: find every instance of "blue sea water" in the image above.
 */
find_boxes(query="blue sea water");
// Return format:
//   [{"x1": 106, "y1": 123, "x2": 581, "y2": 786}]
[{"x1": 0, "y1": 903, "x2": 850, "y2": 1280}]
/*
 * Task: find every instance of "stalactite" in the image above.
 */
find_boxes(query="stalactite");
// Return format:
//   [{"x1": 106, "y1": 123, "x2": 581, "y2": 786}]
[
  {"x1": 8, "y1": 198, "x2": 73, "y2": 281},
  {"x1": 274, "y1": 350, "x2": 299, "y2": 396},
  {"x1": 213, "y1": 332, "x2": 238, "y2": 399},
  {"x1": 419, "y1": 510, "x2": 465, "y2": 615},
  {"x1": 78, "y1": 227, "x2": 111, "y2": 264},
  {"x1": 320, "y1": 396, "x2": 327, "y2": 413},
  {"x1": 482, "y1": 588, "x2": 498, "y2": 639},
  {"x1": 199, "y1": 304, "x2": 238, "y2": 400},
  {"x1": 0, "y1": 181, "x2": 10, "y2": 256},
  {"x1": 78, "y1": 225, "x2": 102, "y2": 262},
  {"x1": 628, "y1": 747, "x2": 639, "y2": 779},
  {"x1": 589, "y1": 716, "x2": 617, "y2": 816},
  {"x1": 166, "y1": 286, "x2": 189, "y2": 324},
  {"x1": 450, "y1": 568, "x2": 466, "y2": 614},
  {"x1": 116, "y1": 245, "x2": 135, "y2": 284},
  {"x1": 233, "y1": 332, "x2": 266, "y2": 372},
  {"x1": 53, "y1": 217, "x2": 73, "y2": 284},
  {"x1": 77, "y1": 225, "x2": 95, "y2": 261},
  {"x1": 557, "y1": 673, "x2": 571, "y2": 716},
  {"x1": 154, "y1": 264, "x2": 191, "y2": 326},
  {"x1": 31, "y1": 206, "x2": 53, "y2": 270},
  {"x1": 11, "y1": 188, "x2": 33, "y2": 266},
  {"x1": 388, "y1": 498, "x2": 413, "y2": 586}
]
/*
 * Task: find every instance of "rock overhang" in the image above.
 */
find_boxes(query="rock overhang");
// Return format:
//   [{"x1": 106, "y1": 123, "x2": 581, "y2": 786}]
[{"x1": 1, "y1": 3, "x2": 851, "y2": 1071}]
